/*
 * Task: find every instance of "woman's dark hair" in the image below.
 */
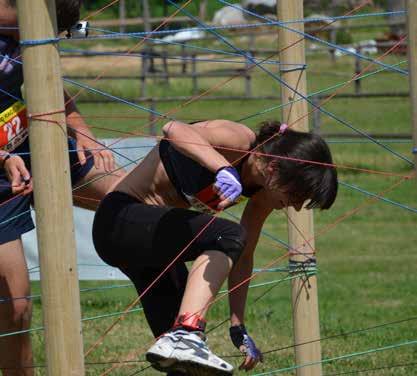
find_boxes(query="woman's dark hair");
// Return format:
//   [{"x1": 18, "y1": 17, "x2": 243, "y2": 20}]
[
  {"x1": 8, "y1": 0, "x2": 82, "y2": 32},
  {"x1": 256, "y1": 120, "x2": 338, "y2": 210}
]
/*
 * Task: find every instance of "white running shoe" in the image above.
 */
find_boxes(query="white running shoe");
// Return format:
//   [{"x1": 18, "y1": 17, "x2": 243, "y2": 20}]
[{"x1": 146, "y1": 330, "x2": 234, "y2": 375}]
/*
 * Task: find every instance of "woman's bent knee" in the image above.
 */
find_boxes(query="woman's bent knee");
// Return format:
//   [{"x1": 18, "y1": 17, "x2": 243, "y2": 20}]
[{"x1": 214, "y1": 223, "x2": 247, "y2": 265}]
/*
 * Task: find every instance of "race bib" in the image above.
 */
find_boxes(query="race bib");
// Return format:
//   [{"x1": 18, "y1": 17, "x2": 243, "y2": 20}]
[
  {"x1": 184, "y1": 184, "x2": 244, "y2": 214},
  {"x1": 0, "y1": 101, "x2": 28, "y2": 152}
]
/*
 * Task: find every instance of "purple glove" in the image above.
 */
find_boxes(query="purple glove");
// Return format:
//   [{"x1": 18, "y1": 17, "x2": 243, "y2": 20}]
[
  {"x1": 229, "y1": 325, "x2": 263, "y2": 361},
  {"x1": 214, "y1": 166, "x2": 242, "y2": 202},
  {"x1": 243, "y1": 334, "x2": 263, "y2": 360}
]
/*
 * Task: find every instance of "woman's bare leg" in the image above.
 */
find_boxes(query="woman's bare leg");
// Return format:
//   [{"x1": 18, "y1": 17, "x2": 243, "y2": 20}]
[
  {"x1": 0, "y1": 239, "x2": 33, "y2": 376},
  {"x1": 179, "y1": 251, "x2": 233, "y2": 319},
  {"x1": 73, "y1": 168, "x2": 124, "y2": 210}
]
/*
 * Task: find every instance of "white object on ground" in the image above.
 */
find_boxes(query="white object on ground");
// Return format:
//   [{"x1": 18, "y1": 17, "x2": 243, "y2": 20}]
[
  {"x1": 213, "y1": 5, "x2": 246, "y2": 26},
  {"x1": 161, "y1": 30, "x2": 206, "y2": 43}
]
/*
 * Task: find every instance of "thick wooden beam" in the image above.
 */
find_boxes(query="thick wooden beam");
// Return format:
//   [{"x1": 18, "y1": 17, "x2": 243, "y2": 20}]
[{"x1": 16, "y1": 1, "x2": 85, "y2": 374}]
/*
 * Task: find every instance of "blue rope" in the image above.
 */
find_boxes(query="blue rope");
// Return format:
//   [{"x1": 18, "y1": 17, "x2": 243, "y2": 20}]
[
  {"x1": 0, "y1": 157, "x2": 143, "y2": 228},
  {"x1": 71, "y1": 11, "x2": 406, "y2": 41},
  {"x1": 82, "y1": 27, "x2": 302, "y2": 67},
  {"x1": 309, "y1": 115, "x2": 412, "y2": 166},
  {"x1": 20, "y1": 37, "x2": 61, "y2": 46},
  {"x1": 224, "y1": 210, "x2": 289, "y2": 249},
  {"x1": 64, "y1": 78, "x2": 170, "y2": 119},
  {"x1": 0, "y1": 52, "x2": 174, "y2": 123},
  {"x1": 340, "y1": 181, "x2": 417, "y2": 214},
  {"x1": 253, "y1": 338, "x2": 417, "y2": 375},
  {"x1": 1, "y1": 11, "x2": 404, "y2": 35},
  {"x1": 328, "y1": 139, "x2": 411, "y2": 144},
  {"x1": 219, "y1": 0, "x2": 408, "y2": 76},
  {"x1": 0, "y1": 208, "x2": 34, "y2": 228},
  {"x1": 0, "y1": 86, "x2": 22, "y2": 103},
  {"x1": 169, "y1": 0, "x2": 413, "y2": 166},
  {"x1": 6, "y1": 146, "x2": 156, "y2": 158},
  {"x1": 237, "y1": 60, "x2": 407, "y2": 122},
  {"x1": 0, "y1": 283, "x2": 134, "y2": 303},
  {"x1": 1, "y1": 51, "x2": 412, "y2": 166},
  {"x1": 60, "y1": 48, "x2": 285, "y2": 66}
]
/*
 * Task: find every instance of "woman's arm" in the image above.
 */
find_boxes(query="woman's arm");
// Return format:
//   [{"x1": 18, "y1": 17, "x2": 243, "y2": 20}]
[
  {"x1": 0, "y1": 3, "x2": 18, "y2": 39},
  {"x1": 64, "y1": 90, "x2": 94, "y2": 140},
  {"x1": 162, "y1": 120, "x2": 255, "y2": 173},
  {"x1": 64, "y1": 90, "x2": 115, "y2": 172},
  {"x1": 228, "y1": 194, "x2": 272, "y2": 326}
]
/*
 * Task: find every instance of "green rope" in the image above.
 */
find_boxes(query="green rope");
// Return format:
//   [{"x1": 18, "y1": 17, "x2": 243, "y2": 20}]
[
  {"x1": 252, "y1": 267, "x2": 290, "y2": 273},
  {"x1": 0, "y1": 275, "x2": 297, "y2": 339},
  {"x1": 0, "y1": 307, "x2": 144, "y2": 339},
  {"x1": 324, "y1": 360, "x2": 417, "y2": 376},
  {"x1": 24, "y1": 267, "x2": 288, "y2": 301},
  {"x1": 253, "y1": 338, "x2": 417, "y2": 375},
  {"x1": 238, "y1": 60, "x2": 407, "y2": 122},
  {"x1": 81, "y1": 307, "x2": 143, "y2": 323},
  {"x1": 259, "y1": 316, "x2": 417, "y2": 357},
  {"x1": 289, "y1": 259, "x2": 317, "y2": 276}
]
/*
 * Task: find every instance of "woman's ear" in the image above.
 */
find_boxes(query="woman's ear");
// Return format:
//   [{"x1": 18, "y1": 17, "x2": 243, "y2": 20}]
[
  {"x1": 264, "y1": 160, "x2": 280, "y2": 188},
  {"x1": 266, "y1": 160, "x2": 278, "y2": 175}
]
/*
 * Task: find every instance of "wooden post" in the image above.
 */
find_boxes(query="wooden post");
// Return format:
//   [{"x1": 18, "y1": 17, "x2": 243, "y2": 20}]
[
  {"x1": 119, "y1": 0, "x2": 126, "y2": 34},
  {"x1": 142, "y1": 0, "x2": 154, "y2": 73},
  {"x1": 192, "y1": 54, "x2": 198, "y2": 94},
  {"x1": 330, "y1": 28, "x2": 337, "y2": 62},
  {"x1": 16, "y1": 1, "x2": 85, "y2": 375},
  {"x1": 181, "y1": 44, "x2": 187, "y2": 73},
  {"x1": 245, "y1": 52, "x2": 252, "y2": 98},
  {"x1": 407, "y1": 0, "x2": 417, "y2": 170},
  {"x1": 142, "y1": 0, "x2": 151, "y2": 33},
  {"x1": 277, "y1": 1, "x2": 322, "y2": 375},
  {"x1": 246, "y1": 35, "x2": 255, "y2": 98},
  {"x1": 199, "y1": 0, "x2": 208, "y2": 21},
  {"x1": 312, "y1": 97, "x2": 321, "y2": 134},
  {"x1": 141, "y1": 53, "x2": 148, "y2": 98},
  {"x1": 148, "y1": 99, "x2": 157, "y2": 136},
  {"x1": 354, "y1": 51, "x2": 362, "y2": 95},
  {"x1": 162, "y1": 51, "x2": 170, "y2": 85},
  {"x1": 388, "y1": 0, "x2": 406, "y2": 37}
]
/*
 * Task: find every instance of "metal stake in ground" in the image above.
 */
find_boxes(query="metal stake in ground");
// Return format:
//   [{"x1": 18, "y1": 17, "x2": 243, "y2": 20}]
[{"x1": 17, "y1": 0, "x2": 85, "y2": 375}]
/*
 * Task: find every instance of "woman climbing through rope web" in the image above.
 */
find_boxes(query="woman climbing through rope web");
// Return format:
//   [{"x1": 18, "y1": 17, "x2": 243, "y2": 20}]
[{"x1": 92, "y1": 119, "x2": 338, "y2": 375}]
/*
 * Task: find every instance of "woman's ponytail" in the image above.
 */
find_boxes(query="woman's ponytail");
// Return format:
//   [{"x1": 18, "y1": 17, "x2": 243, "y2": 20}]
[{"x1": 256, "y1": 121, "x2": 283, "y2": 144}]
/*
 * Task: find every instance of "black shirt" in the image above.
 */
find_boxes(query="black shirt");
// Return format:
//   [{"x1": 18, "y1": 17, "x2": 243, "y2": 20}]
[{"x1": 159, "y1": 139, "x2": 260, "y2": 213}]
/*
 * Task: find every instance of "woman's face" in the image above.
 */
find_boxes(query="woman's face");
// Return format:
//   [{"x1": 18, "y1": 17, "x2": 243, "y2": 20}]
[
  {"x1": 264, "y1": 185, "x2": 306, "y2": 211},
  {"x1": 261, "y1": 164, "x2": 306, "y2": 211},
  {"x1": 253, "y1": 156, "x2": 307, "y2": 211}
]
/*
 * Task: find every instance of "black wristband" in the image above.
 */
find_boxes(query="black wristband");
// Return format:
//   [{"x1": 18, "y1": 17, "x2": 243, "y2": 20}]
[
  {"x1": 229, "y1": 324, "x2": 247, "y2": 349},
  {"x1": 215, "y1": 165, "x2": 233, "y2": 175}
]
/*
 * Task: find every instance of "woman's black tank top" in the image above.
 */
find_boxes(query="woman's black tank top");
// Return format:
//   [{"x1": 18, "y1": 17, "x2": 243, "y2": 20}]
[{"x1": 159, "y1": 139, "x2": 260, "y2": 213}]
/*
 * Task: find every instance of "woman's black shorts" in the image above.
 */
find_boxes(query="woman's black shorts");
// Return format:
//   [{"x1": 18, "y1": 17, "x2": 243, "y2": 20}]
[
  {"x1": 92, "y1": 191, "x2": 247, "y2": 269},
  {"x1": 92, "y1": 191, "x2": 247, "y2": 337}
]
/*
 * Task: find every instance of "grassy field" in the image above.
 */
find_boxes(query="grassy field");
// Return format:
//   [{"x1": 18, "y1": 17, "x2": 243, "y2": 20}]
[{"x1": 26, "y1": 23, "x2": 417, "y2": 376}]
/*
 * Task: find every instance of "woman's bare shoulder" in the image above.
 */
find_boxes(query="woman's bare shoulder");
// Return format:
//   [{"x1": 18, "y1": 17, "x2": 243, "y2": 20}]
[{"x1": 193, "y1": 119, "x2": 256, "y2": 149}]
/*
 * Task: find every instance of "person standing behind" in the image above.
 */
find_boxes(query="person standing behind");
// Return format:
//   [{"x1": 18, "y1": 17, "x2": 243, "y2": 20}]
[{"x1": 0, "y1": 1, "x2": 124, "y2": 374}]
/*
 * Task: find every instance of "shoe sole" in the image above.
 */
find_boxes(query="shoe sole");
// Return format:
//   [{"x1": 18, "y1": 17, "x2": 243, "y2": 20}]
[{"x1": 146, "y1": 352, "x2": 233, "y2": 376}]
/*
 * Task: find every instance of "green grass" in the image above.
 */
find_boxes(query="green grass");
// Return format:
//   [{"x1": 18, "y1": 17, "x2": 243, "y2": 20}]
[{"x1": 26, "y1": 30, "x2": 417, "y2": 375}]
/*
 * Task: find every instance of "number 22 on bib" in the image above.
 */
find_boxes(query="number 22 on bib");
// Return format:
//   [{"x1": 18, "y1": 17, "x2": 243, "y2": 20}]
[{"x1": 0, "y1": 101, "x2": 28, "y2": 153}]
